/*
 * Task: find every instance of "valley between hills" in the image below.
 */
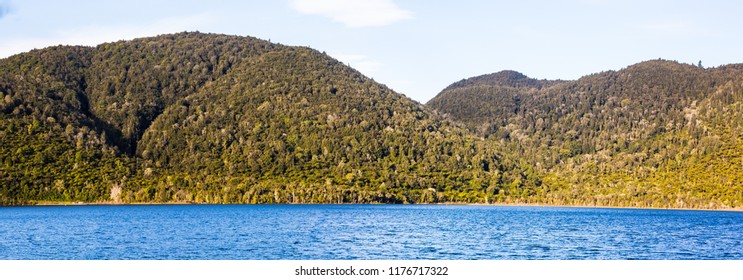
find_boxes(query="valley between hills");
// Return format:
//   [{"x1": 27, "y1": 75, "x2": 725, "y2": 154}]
[{"x1": 1, "y1": 32, "x2": 741, "y2": 208}]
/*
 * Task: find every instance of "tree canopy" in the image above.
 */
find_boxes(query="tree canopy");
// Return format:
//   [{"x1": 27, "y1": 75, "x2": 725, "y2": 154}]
[{"x1": 428, "y1": 60, "x2": 743, "y2": 209}]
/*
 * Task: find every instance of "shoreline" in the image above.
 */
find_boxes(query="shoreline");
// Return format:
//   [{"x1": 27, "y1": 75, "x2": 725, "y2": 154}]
[
  {"x1": 17, "y1": 201, "x2": 743, "y2": 212},
  {"x1": 460, "y1": 202, "x2": 743, "y2": 212}
]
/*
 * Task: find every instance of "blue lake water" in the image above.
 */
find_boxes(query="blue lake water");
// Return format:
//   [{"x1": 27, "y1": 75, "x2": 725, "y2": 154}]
[{"x1": 0, "y1": 204, "x2": 741, "y2": 259}]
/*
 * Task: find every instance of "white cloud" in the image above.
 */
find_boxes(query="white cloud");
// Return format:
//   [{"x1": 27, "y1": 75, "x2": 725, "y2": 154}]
[
  {"x1": 289, "y1": 0, "x2": 412, "y2": 28},
  {"x1": 333, "y1": 53, "x2": 384, "y2": 76},
  {"x1": 0, "y1": 13, "x2": 215, "y2": 58}
]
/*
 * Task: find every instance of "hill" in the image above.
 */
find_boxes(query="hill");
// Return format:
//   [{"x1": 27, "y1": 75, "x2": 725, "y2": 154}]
[
  {"x1": 427, "y1": 60, "x2": 743, "y2": 208},
  {"x1": 3, "y1": 33, "x2": 741, "y2": 209},
  {"x1": 427, "y1": 70, "x2": 565, "y2": 135},
  {"x1": 1, "y1": 32, "x2": 524, "y2": 205}
]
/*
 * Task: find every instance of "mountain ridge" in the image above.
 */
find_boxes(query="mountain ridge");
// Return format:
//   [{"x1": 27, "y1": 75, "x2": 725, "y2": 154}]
[
  {"x1": 442, "y1": 70, "x2": 564, "y2": 92},
  {"x1": 427, "y1": 59, "x2": 743, "y2": 208},
  {"x1": 1, "y1": 32, "x2": 527, "y2": 205},
  {"x1": 1, "y1": 33, "x2": 741, "y2": 208}
]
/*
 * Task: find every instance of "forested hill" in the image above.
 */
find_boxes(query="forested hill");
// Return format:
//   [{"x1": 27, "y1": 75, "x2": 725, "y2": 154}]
[
  {"x1": 427, "y1": 70, "x2": 565, "y2": 135},
  {"x1": 2, "y1": 33, "x2": 741, "y2": 209},
  {"x1": 1, "y1": 32, "x2": 528, "y2": 205},
  {"x1": 441, "y1": 70, "x2": 562, "y2": 92},
  {"x1": 428, "y1": 60, "x2": 743, "y2": 209}
]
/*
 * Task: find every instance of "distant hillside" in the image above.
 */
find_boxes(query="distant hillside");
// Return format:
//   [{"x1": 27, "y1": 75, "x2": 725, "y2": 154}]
[
  {"x1": 428, "y1": 60, "x2": 743, "y2": 208},
  {"x1": 1, "y1": 32, "x2": 526, "y2": 205},
  {"x1": 427, "y1": 71, "x2": 565, "y2": 135},
  {"x1": 441, "y1": 70, "x2": 562, "y2": 92},
  {"x1": 3, "y1": 34, "x2": 741, "y2": 209}
]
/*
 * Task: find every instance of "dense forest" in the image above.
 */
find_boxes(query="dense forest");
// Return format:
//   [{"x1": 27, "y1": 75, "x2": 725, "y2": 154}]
[
  {"x1": 1, "y1": 32, "x2": 533, "y2": 205},
  {"x1": 1, "y1": 32, "x2": 741, "y2": 209},
  {"x1": 428, "y1": 62, "x2": 743, "y2": 209}
]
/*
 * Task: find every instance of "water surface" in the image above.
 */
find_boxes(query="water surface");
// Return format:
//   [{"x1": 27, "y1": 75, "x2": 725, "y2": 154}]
[{"x1": 1, "y1": 204, "x2": 741, "y2": 259}]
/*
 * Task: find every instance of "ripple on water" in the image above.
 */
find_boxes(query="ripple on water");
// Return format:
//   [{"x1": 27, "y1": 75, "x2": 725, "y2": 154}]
[{"x1": 1, "y1": 205, "x2": 742, "y2": 259}]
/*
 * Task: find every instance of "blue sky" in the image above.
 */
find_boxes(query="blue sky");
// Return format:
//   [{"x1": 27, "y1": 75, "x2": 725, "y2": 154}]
[{"x1": 0, "y1": 0, "x2": 740, "y2": 103}]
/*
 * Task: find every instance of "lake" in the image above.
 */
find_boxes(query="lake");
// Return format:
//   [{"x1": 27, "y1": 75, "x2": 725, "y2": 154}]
[{"x1": 0, "y1": 204, "x2": 741, "y2": 259}]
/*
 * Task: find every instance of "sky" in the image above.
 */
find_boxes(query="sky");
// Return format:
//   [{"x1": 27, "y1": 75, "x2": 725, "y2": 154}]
[{"x1": 0, "y1": 0, "x2": 741, "y2": 103}]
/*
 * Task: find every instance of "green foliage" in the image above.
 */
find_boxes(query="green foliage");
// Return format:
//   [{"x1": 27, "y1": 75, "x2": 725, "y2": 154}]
[
  {"x1": 2, "y1": 33, "x2": 741, "y2": 209},
  {"x1": 0, "y1": 118, "x2": 131, "y2": 204},
  {"x1": 428, "y1": 59, "x2": 743, "y2": 209},
  {"x1": 0, "y1": 32, "x2": 520, "y2": 205}
]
